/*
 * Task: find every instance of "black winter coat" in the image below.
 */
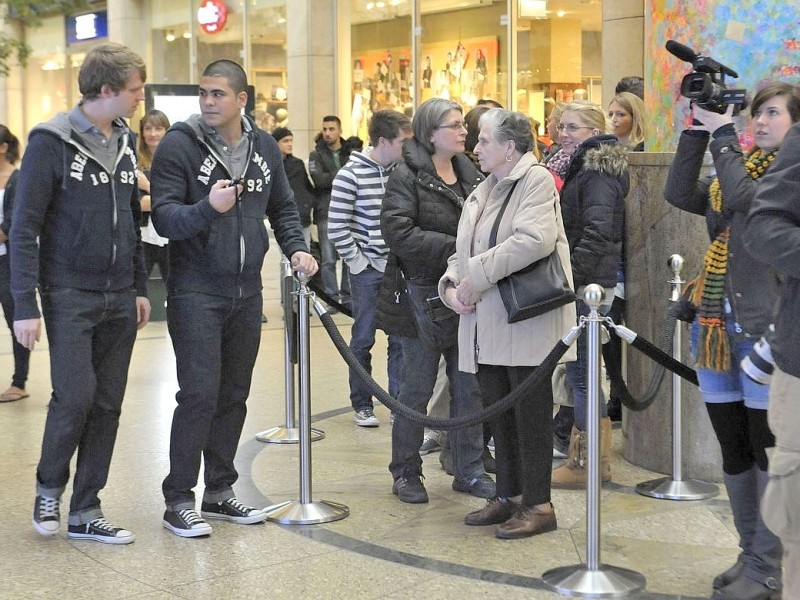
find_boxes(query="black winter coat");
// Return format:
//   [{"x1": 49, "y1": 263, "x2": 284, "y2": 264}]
[
  {"x1": 308, "y1": 138, "x2": 353, "y2": 222},
  {"x1": 284, "y1": 154, "x2": 315, "y2": 227},
  {"x1": 666, "y1": 129, "x2": 779, "y2": 338},
  {"x1": 376, "y1": 137, "x2": 483, "y2": 335},
  {"x1": 560, "y1": 135, "x2": 629, "y2": 289},
  {"x1": 745, "y1": 122, "x2": 800, "y2": 377}
]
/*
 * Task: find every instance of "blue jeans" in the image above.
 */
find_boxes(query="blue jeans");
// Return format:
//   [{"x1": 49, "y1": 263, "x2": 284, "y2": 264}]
[
  {"x1": 162, "y1": 290, "x2": 263, "y2": 509},
  {"x1": 316, "y1": 217, "x2": 350, "y2": 301},
  {"x1": 36, "y1": 286, "x2": 138, "y2": 524},
  {"x1": 690, "y1": 318, "x2": 770, "y2": 410},
  {"x1": 389, "y1": 336, "x2": 484, "y2": 482},
  {"x1": 566, "y1": 299, "x2": 609, "y2": 431},
  {"x1": 348, "y1": 266, "x2": 402, "y2": 410}
]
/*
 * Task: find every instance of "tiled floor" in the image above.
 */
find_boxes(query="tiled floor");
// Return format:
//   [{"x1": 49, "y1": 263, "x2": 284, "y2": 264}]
[{"x1": 0, "y1": 249, "x2": 745, "y2": 599}]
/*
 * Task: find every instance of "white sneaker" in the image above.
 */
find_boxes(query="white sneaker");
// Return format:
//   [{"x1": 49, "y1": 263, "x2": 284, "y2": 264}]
[
  {"x1": 354, "y1": 408, "x2": 379, "y2": 427},
  {"x1": 33, "y1": 495, "x2": 61, "y2": 536}
]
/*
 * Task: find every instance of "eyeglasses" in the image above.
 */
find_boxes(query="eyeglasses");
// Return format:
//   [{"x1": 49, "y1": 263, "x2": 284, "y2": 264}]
[
  {"x1": 436, "y1": 121, "x2": 466, "y2": 131},
  {"x1": 556, "y1": 124, "x2": 594, "y2": 133}
]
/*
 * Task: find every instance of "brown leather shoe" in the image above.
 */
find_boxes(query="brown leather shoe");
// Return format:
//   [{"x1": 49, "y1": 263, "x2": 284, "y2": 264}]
[
  {"x1": 495, "y1": 504, "x2": 557, "y2": 539},
  {"x1": 464, "y1": 497, "x2": 516, "y2": 526}
]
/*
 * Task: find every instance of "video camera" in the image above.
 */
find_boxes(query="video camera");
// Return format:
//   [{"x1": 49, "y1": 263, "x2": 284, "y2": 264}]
[{"x1": 666, "y1": 40, "x2": 748, "y2": 114}]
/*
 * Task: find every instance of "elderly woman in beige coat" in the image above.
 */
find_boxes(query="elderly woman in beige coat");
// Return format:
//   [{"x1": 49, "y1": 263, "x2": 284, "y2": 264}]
[{"x1": 440, "y1": 109, "x2": 576, "y2": 539}]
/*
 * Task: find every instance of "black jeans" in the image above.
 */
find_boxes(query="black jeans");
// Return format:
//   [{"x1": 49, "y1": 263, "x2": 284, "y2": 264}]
[
  {"x1": 0, "y1": 255, "x2": 30, "y2": 388},
  {"x1": 162, "y1": 290, "x2": 263, "y2": 509},
  {"x1": 477, "y1": 363, "x2": 554, "y2": 506}
]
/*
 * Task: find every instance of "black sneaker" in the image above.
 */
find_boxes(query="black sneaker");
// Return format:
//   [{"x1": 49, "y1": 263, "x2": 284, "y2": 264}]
[
  {"x1": 392, "y1": 475, "x2": 429, "y2": 503},
  {"x1": 163, "y1": 508, "x2": 213, "y2": 537},
  {"x1": 32, "y1": 495, "x2": 61, "y2": 536},
  {"x1": 67, "y1": 518, "x2": 135, "y2": 545},
  {"x1": 200, "y1": 498, "x2": 267, "y2": 525},
  {"x1": 452, "y1": 473, "x2": 496, "y2": 499}
]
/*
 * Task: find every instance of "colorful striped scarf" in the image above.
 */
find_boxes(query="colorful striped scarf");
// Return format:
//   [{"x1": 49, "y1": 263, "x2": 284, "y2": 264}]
[{"x1": 688, "y1": 148, "x2": 776, "y2": 371}]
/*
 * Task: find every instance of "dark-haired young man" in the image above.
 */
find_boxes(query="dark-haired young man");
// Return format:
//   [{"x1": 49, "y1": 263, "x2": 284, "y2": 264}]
[
  {"x1": 151, "y1": 59, "x2": 317, "y2": 537},
  {"x1": 12, "y1": 42, "x2": 151, "y2": 544},
  {"x1": 328, "y1": 110, "x2": 411, "y2": 427},
  {"x1": 309, "y1": 115, "x2": 353, "y2": 305}
]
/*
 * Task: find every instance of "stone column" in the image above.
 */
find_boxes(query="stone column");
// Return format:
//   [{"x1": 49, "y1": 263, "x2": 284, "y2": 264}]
[
  {"x1": 601, "y1": 0, "x2": 643, "y2": 105},
  {"x1": 106, "y1": 0, "x2": 148, "y2": 59},
  {"x1": 623, "y1": 152, "x2": 723, "y2": 481},
  {"x1": 286, "y1": 0, "x2": 337, "y2": 160}
]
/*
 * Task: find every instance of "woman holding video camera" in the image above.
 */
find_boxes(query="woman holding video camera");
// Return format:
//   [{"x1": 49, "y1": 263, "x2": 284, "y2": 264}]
[{"x1": 665, "y1": 82, "x2": 800, "y2": 600}]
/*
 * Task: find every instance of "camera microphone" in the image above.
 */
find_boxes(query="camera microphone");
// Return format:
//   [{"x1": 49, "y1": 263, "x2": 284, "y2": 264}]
[{"x1": 665, "y1": 40, "x2": 698, "y2": 63}]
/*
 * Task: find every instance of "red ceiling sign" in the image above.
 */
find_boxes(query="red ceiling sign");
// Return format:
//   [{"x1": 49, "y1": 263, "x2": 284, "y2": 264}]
[{"x1": 197, "y1": 0, "x2": 228, "y2": 34}]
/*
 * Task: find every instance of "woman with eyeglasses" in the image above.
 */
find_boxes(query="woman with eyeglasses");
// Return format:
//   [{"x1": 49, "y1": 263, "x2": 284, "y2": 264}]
[
  {"x1": 550, "y1": 100, "x2": 629, "y2": 489},
  {"x1": 0, "y1": 125, "x2": 31, "y2": 403},
  {"x1": 380, "y1": 97, "x2": 494, "y2": 505}
]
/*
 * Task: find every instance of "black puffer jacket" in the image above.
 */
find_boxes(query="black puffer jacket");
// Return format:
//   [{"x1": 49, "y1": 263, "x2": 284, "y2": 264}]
[
  {"x1": 381, "y1": 137, "x2": 483, "y2": 281},
  {"x1": 666, "y1": 129, "x2": 779, "y2": 338},
  {"x1": 560, "y1": 135, "x2": 629, "y2": 288},
  {"x1": 376, "y1": 137, "x2": 483, "y2": 335}
]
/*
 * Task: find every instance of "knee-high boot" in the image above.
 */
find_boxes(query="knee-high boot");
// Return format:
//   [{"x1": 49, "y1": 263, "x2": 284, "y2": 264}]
[{"x1": 712, "y1": 467, "x2": 782, "y2": 599}]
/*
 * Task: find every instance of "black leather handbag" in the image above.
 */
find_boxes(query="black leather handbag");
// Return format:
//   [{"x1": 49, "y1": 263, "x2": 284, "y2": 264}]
[{"x1": 489, "y1": 181, "x2": 575, "y2": 324}]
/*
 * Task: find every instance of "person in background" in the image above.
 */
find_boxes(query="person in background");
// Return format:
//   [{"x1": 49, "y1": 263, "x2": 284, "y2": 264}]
[
  {"x1": 138, "y1": 109, "x2": 171, "y2": 281},
  {"x1": 0, "y1": 125, "x2": 30, "y2": 403},
  {"x1": 744, "y1": 89, "x2": 800, "y2": 600},
  {"x1": 273, "y1": 127, "x2": 315, "y2": 247},
  {"x1": 441, "y1": 108, "x2": 576, "y2": 539},
  {"x1": 309, "y1": 115, "x2": 353, "y2": 306},
  {"x1": 666, "y1": 83, "x2": 799, "y2": 600},
  {"x1": 463, "y1": 105, "x2": 491, "y2": 173},
  {"x1": 151, "y1": 59, "x2": 317, "y2": 538},
  {"x1": 381, "y1": 97, "x2": 494, "y2": 504},
  {"x1": 608, "y1": 91, "x2": 645, "y2": 151},
  {"x1": 599, "y1": 90, "x2": 646, "y2": 422},
  {"x1": 615, "y1": 75, "x2": 644, "y2": 100},
  {"x1": 550, "y1": 101, "x2": 629, "y2": 489},
  {"x1": 328, "y1": 110, "x2": 411, "y2": 427},
  {"x1": 12, "y1": 43, "x2": 150, "y2": 544}
]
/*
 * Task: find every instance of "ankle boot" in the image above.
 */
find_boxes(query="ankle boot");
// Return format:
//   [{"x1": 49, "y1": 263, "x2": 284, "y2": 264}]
[{"x1": 552, "y1": 418, "x2": 612, "y2": 489}]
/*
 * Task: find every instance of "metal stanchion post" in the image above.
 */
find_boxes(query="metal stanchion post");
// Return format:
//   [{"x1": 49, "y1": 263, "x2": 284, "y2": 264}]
[
  {"x1": 636, "y1": 255, "x2": 719, "y2": 500},
  {"x1": 264, "y1": 272, "x2": 349, "y2": 524},
  {"x1": 257, "y1": 256, "x2": 325, "y2": 444},
  {"x1": 543, "y1": 285, "x2": 646, "y2": 598}
]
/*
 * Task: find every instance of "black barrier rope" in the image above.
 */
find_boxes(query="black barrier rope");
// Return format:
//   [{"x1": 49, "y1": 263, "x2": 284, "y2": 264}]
[
  {"x1": 307, "y1": 278, "x2": 354, "y2": 318},
  {"x1": 283, "y1": 273, "x2": 299, "y2": 365},
  {"x1": 314, "y1": 303, "x2": 574, "y2": 431}
]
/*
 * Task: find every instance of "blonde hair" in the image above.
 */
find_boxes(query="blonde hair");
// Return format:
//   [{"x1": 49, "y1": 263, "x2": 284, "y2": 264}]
[
  {"x1": 562, "y1": 100, "x2": 608, "y2": 134},
  {"x1": 609, "y1": 92, "x2": 645, "y2": 149}
]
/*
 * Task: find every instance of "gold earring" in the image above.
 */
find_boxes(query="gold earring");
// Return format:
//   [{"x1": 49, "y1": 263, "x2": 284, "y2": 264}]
[{"x1": 505, "y1": 154, "x2": 512, "y2": 162}]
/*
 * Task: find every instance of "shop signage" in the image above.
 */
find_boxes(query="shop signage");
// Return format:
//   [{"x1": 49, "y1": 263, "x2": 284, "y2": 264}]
[
  {"x1": 65, "y1": 11, "x2": 108, "y2": 45},
  {"x1": 197, "y1": 0, "x2": 228, "y2": 34}
]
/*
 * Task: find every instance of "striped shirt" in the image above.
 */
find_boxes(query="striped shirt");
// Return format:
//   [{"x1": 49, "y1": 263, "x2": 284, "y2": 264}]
[{"x1": 328, "y1": 149, "x2": 394, "y2": 274}]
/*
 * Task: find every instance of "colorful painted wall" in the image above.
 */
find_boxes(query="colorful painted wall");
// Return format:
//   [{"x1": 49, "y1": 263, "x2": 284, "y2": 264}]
[{"x1": 646, "y1": 0, "x2": 800, "y2": 151}]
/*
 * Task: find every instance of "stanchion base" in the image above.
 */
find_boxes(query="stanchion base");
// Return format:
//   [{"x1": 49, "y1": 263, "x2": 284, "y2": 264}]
[
  {"x1": 542, "y1": 564, "x2": 646, "y2": 598},
  {"x1": 636, "y1": 477, "x2": 719, "y2": 501},
  {"x1": 255, "y1": 426, "x2": 325, "y2": 444},
  {"x1": 263, "y1": 499, "x2": 349, "y2": 524}
]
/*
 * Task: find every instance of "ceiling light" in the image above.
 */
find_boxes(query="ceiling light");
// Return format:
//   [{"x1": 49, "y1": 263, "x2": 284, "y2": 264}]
[
  {"x1": 183, "y1": 31, "x2": 192, "y2": 39},
  {"x1": 41, "y1": 59, "x2": 64, "y2": 71},
  {"x1": 366, "y1": 2, "x2": 375, "y2": 9},
  {"x1": 376, "y1": 1, "x2": 386, "y2": 7},
  {"x1": 556, "y1": 10, "x2": 566, "y2": 17},
  {"x1": 165, "y1": 30, "x2": 176, "y2": 42}
]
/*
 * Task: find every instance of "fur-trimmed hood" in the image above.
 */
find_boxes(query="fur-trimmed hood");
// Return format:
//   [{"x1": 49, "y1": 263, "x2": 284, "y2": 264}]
[{"x1": 566, "y1": 134, "x2": 628, "y2": 180}]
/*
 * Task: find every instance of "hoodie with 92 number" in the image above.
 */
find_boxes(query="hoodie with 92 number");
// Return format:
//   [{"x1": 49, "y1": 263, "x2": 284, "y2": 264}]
[{"x1": 150, "y1": 114, "x2": 307, "y2": 299}]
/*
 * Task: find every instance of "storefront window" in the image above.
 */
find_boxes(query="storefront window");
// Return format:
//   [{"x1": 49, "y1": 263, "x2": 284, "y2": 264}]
[
  {"x1": 248, "y1": 0, "x2": 287, "y2": 134},
  {"x1": 150, "y1": 3, "x2": 192, "y2": 84},
  {"x1": 419, "y1": 0, "x2": 507, "y2": 109},
  {"x1": 24, "y1": 15, "x2": 73, "y2": 130},
  {"x1": 515, "y1": 0, "x2": 602, "y2": 143}
]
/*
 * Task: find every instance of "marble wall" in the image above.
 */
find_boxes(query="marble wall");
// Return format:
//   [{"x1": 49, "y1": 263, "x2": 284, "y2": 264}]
[{"x1": 622, "y1": 151, "x2": 724, "y2": 481}]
